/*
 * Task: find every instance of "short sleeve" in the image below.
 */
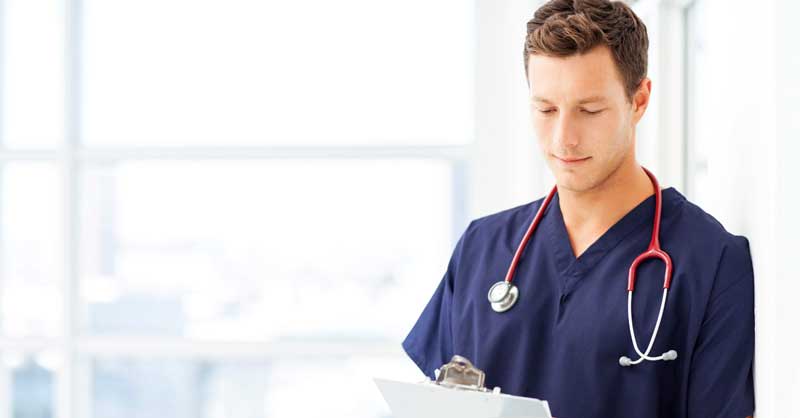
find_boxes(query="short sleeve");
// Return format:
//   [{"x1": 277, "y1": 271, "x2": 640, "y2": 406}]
[
  {"x1": 401, "y1": 228, "x2": 467, "y2": 379},
  {"x1": 688, "y1": 237, "x2": 755, "y2": 418}
]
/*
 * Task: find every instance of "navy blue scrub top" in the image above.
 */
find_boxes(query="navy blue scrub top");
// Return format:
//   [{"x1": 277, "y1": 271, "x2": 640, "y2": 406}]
[{"x1": 402, "y1": 187, "x2": 755, "y2": 418}]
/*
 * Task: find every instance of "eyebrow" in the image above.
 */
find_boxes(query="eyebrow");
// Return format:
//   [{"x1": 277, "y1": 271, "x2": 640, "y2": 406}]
[{"x1": 530, "y1": 95, "x2": 608, "y2": 104}]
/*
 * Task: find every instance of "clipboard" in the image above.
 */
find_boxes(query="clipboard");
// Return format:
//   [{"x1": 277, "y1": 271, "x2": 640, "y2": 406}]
[{"x1": 374, "y1": 355, "x2": 552, "y2": 418}]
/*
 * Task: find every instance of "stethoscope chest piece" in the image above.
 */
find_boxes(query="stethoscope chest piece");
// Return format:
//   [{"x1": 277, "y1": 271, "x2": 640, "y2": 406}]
[{"x1": 487, "y1": 281, "x2": 518, "y2": 313}]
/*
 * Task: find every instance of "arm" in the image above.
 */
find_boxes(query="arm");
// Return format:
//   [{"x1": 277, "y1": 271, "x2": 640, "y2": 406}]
[
  {"x1": 401, "y1": 228, "x2": 468, "y2": 379},
  {"x1": 687, "y1": 238, "x2": 755, "y2": 418}
]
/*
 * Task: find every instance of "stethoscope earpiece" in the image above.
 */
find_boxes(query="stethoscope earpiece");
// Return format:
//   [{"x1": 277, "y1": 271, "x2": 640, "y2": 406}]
[{"x1": 619, "y1": 350, "x2": 678, "y2": 367}]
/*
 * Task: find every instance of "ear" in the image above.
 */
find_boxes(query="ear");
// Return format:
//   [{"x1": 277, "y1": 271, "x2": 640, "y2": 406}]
[{"x1": 632, "y1": 77, "x2": 652, "y2": 124}]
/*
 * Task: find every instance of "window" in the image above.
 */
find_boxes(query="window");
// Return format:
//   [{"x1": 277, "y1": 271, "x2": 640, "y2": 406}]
[
  {"x1": 685, "y1": 0, "x2": 709, "y2": 201},
  {"x1": 0, "y1": 0, "x2": 476, "y2": 416}
]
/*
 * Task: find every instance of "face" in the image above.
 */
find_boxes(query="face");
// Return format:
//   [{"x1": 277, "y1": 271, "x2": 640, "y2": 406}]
[{"x1": 527, "y1": 45, "x2": 650, "y2": 193}]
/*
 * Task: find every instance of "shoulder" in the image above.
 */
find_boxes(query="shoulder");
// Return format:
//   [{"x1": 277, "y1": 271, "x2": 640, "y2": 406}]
[
  {"x1": 669, "y1": 190, "x2": 750, "y2": 260},
  {"x1": 462, "y1": 198, "x2": 545, "y2": 243},
  {"x1": 666, "y1": 189, "x2": 753, "y2": 291},
  {"x1": 445, "y1": 197, "x2": 546, "y2": 271}
]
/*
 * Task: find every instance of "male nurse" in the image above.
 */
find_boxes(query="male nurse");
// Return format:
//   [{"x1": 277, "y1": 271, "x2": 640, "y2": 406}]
[{"x1": 402, "y1": 1, "x2": 755, "y2": 417}]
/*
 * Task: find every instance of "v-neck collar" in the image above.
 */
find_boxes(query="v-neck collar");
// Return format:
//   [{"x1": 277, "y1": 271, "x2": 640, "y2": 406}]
[{"x1": 543, "y1": 187, "x2": 680, "y2": 288}]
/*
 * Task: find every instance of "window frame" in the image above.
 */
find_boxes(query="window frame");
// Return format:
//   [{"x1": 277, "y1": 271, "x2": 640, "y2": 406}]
[{"x1": 0, "y1": 0, "x2": 479, "y2": 416}]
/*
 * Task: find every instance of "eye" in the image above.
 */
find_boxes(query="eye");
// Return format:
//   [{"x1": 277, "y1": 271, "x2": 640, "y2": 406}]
[
  {"x1": 537, "y1": 108, "x2": 556, "y2": 114},
  {"x1": 582, "y1": 108, "x2": 604, "y2": 115}
]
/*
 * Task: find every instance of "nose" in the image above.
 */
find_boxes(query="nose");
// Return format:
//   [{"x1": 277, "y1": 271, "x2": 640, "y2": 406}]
[{"x1": 552, "y1": 112, "x2": 579, "y2": 150}]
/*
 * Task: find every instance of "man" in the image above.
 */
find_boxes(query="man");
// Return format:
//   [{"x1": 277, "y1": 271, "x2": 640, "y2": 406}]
[{"x1": 402, "y1": 1, "x2": 755, "y2": 417}]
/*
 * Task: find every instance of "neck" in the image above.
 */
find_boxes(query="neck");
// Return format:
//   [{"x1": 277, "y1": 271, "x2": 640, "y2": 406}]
[{"x1": 557, "y1": 156, "x2": 654, "y2": 257}]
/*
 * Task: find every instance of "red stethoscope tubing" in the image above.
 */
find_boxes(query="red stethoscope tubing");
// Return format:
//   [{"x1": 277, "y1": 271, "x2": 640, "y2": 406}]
[
  {"x1": 502, "y1": 186, "x2": 557, "y2": 283},
  {"x1": 503, "y1": 167, "x2": 673, "y2": 291},
  {"x1": 497, "y1": 167, "x2": 678, "y2": 366}
]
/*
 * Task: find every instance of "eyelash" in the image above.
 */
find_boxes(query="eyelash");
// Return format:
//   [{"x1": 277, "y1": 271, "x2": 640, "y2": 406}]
[{"x1": 537, "y1": 109, "x2": 603, "y2": 115}]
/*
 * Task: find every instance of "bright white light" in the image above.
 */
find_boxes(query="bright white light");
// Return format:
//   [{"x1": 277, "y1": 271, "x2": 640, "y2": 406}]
[
  {"x1": 1, "y1": 163, "x2": 63, "y2": 337},
  {"x1": 3, "y1": 352, "x2": 25, "y2": 369},
  {"x1": 1, "y1": 0, "x2": 64, "y2": 148},
  {"x1": 82, "y1": 0, "x2": 474, "y2": 146},
  {"x1": 80, "y1": 159, "x2": 454, "y2": 341},
  {"x1": 83, "y1": 276, "x2": 121, "y2": 303},
  {"x1": 35, "y1": 351, "x2": 63, "y2": 371}
]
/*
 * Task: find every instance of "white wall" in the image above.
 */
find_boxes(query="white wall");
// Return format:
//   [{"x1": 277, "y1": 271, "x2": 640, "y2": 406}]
[
  {"x1": 470, "y1": 0, "x2": 549, "y2": 218},
  {"x1": 773, "y1": 0, "x2": 800, "y2": 414}
]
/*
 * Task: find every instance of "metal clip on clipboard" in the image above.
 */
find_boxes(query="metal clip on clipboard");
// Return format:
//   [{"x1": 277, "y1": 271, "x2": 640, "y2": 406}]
[
  {"x1": 374, "y1": 354, "x2": 552, "y2": 418},
  {"x1": 433, "y1": 355, "x2": 502, "y2": 394}
]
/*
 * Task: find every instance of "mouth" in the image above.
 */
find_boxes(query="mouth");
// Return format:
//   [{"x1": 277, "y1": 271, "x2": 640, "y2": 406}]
[{"x1": 554, "y1": 155, "x2": 591, "y2": 165}]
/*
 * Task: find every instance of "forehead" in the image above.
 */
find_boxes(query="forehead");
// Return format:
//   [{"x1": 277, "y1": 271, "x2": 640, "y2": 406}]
[{"x1": 527, "y1": 45, "x2": 626, "y2": 102}]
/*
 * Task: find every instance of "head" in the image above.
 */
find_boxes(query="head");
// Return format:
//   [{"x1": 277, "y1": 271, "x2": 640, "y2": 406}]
[{"x1": 524, "y1": 0, "x2": 651, "y2": 193}]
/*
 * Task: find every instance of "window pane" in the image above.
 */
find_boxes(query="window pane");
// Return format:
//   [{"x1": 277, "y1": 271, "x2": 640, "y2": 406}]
[
  {"x1": 0, "y1": 0, "x2": 64, "y2": 149},
  {"x1": 90, "y1": 355, "x2": 412, "y2": 418},
  {"x1": 686, "y1": 0, "x2": 711, "y2": 201},
  {"x1": 82, "y1": 0, "x2": 475, "y2": 147},
  {"x1": 1, "y1": 163, "x2": 63, "y2": 337},
  {"x1": 80, "y1": 160, "x2": 454, "y2": 340},
  {"x1": 4, "y1": 352, "x2": 58, "y2": 418}
]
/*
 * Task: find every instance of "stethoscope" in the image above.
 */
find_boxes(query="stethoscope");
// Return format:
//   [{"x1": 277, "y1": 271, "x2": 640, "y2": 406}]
[{"x1": 486, "y1": 167, "x2": 678, "y2": 367}]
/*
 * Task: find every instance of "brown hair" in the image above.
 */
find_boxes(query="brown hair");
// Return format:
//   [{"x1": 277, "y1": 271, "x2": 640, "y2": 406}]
[{"x1": 524, "y1": 0, "x2": 649, "y2": 101}]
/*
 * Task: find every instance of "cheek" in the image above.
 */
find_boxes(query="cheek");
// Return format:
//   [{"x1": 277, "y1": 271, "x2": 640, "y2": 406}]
[
  {"x1": 593, "y1": 114, "x2": 631, "y2": 157},
  {"x1": 531, "y1": 117, "x2": 551, "y2": 148},
  {"x1": 586, "y1": 113, "x2": 624, "y2": 142},
  {"x1": 586, "y1": 112, "x2": 619, "y2": 131}
]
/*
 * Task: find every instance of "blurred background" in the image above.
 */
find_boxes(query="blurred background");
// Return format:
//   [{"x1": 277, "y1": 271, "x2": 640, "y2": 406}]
[{"x1": 0, "y1": 0, "x2": 798, "y2": 417}]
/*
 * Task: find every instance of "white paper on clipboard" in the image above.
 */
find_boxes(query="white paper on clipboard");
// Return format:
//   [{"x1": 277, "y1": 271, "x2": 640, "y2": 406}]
[{"x1": 374, "y1": 378, "x2": 552, "y2": 418}]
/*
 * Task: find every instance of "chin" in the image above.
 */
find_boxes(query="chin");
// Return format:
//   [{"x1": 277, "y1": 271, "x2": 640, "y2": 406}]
[
  {"x1": 552, "y1": 169, "x2": 600, "y2": 193},
  {"x1": 556, "y1": 179, "x2": 593, "y2": 193}
]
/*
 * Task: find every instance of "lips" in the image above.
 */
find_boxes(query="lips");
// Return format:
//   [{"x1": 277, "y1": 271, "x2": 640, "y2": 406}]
[{"x1": 555, "y1": 156, "x2": 591, "y2": 164}]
